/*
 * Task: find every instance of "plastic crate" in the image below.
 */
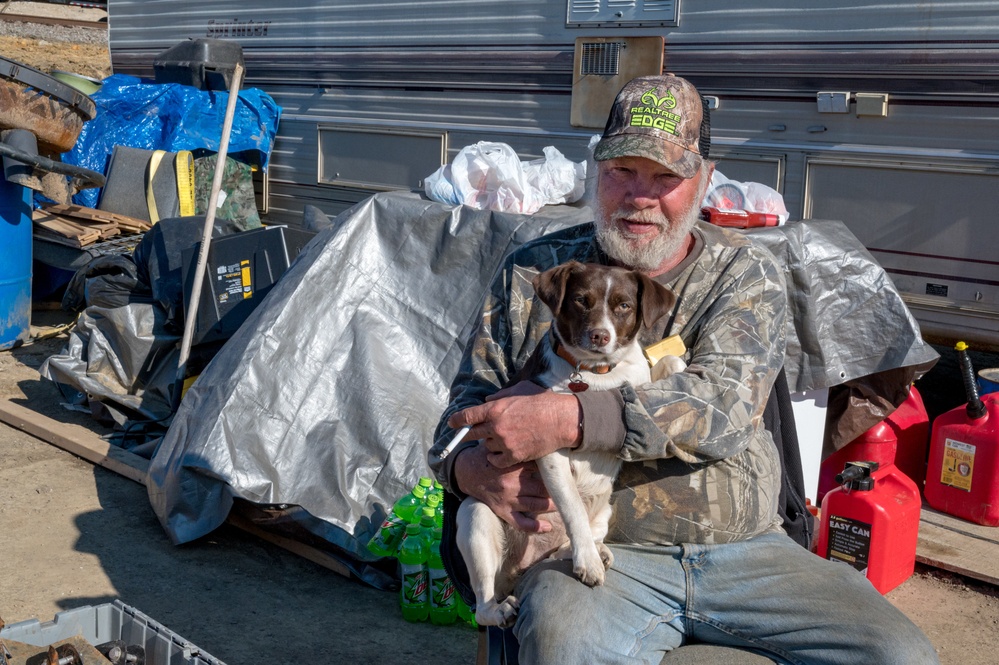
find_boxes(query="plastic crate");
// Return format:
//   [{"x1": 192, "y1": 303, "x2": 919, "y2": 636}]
[
  {"x1": 153, "y1": 39, "x2": 244, "y2": 91},
  {"x1": 0, "y1": 600, "x2": 226, "y2": 665}
]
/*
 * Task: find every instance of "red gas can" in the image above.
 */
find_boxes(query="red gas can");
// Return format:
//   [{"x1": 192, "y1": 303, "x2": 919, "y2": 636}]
[
  {"x1": 924, "y1": 393, "x2": 999, "y2": 525},
  {"x1": 925, "y1": 342, "x2": 999, "y2": 526},
  {"x1": 816, "y1": 422, "x2": 897, "y2": 505},
  {"x1": 816, "y1": 386, "x2": 930, "y2": 504},
  {"x1": 889, "y1": 385, "x2": 931, "y2": 489},
  {"x1": 816, "y1": 461, "x2": 922, "y2": 595}
]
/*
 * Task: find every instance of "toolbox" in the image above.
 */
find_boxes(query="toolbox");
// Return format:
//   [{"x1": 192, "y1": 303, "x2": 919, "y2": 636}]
[{"x1": 0, "y1": 600, "x2": 225, "y2": 665}]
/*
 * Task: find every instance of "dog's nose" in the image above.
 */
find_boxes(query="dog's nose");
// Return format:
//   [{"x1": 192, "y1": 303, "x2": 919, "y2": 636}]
[{"x1": 589, "y1": 329, "x2": 610, "y2": 347}]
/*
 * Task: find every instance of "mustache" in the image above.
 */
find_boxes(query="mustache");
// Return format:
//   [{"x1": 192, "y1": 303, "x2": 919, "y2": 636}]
[{"x1": 607, "y1": 207, "x2": 669, "y2": 227}]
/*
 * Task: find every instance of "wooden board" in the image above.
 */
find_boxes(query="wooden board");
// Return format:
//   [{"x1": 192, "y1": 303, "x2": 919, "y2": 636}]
[
  {"x1": 917, "y1": 505, "x2": 999, "y2": 586},
  {"x1": 0, "y1": 400, "x2": 148, "y2": 484},
  {"x1": 42, "y1": 203, "x2": 151, "y2": 234},
  {"x1": 0, "y1": 399, "x2": 352, "y2": 579}
]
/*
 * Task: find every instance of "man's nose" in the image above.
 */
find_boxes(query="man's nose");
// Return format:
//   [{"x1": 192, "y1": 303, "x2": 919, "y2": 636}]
[{"x1": 625, "y1": 178, "x2": 659, "y2": 209}]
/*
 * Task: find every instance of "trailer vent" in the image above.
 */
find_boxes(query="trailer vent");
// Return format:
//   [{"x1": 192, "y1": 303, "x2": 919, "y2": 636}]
[
  {"x1": 567, "y1": 0, "x2": 679, "y2": 27},
  {"x1": 581, "y1": 42, "x2": 623, "y2": 76}
]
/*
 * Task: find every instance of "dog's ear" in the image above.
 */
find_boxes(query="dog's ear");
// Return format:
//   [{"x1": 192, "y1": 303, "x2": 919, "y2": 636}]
[
  {"x1": 636, "y1": 274, "x2": 677, "y2": 329},
  {"x1": 533, "y1": 261, "x2": 580, "y2": 316}
]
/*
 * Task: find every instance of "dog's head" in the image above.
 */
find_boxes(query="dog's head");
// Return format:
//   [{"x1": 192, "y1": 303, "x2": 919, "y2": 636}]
[{"x1": 532, "y1": 261, "x2": 676, "y2": 363}]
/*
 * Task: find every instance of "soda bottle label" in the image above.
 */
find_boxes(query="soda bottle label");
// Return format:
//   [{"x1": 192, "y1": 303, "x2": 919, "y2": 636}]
[
  {"x1": 366, "y1": 513, "x2": 406, "y2": 556},
  {"x1": 429, "y1": 568, "x2": 456, "y2": 609},
  {"x1": 401, "y1": 563, "x2": 428, "y2": 605}
]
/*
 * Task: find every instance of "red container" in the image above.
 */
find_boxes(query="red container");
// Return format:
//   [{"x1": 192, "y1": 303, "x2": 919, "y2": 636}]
[
  {"x1": 924, "y1": 392, "x2": 999, "y2": 526},
  {"x1": 817, "y1": 422, "x2": 897, "y2": 504},
  {"x1": 816, "y1": 461, "x2": 922, "y2": 595},
  {"x1": 890, "y1": 385, "x2": 931, "y2": 490},
  {"x1": 816, "y1": 386, "x2": 930, "y2": 503}
]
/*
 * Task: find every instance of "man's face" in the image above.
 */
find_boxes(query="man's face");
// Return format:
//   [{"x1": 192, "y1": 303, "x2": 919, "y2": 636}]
[{"x1": 594, "y1": 156, "x2": 709, "y2": 274}]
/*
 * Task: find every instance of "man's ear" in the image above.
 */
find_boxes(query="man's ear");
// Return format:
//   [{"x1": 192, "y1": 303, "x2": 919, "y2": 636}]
[
  {"x1": 533, "y1": 261, "x2": 581, "y2": 317},
  {"x1": 637, "y1": 274, "x2": 677, "y2": 329}
]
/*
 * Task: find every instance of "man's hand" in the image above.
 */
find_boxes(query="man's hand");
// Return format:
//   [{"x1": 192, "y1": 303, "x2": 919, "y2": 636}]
[
  {"x1": 453, "y1": 443, "x2": 555, "y2": 532},
  {"x1": 447, "y1": 381, "x2": 582, "y2": 468}
]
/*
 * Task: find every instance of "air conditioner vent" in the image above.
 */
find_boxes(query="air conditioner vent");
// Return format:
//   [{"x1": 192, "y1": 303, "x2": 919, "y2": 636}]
[{"x1": 580, "y1": 42, "x2": 623, "y2": 76}]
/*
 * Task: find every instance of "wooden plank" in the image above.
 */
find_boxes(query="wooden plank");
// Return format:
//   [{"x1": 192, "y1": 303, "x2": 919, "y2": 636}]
[
  {"x1": 0, "y1": 400, "x2": 148, "y2": 484},
  {"x1": 226, "y1": 512, "x2": 352, "y2": 579},
  {"x1": 0, "y1": 399, "x2": 353, "y2": 580},
  {"x1": 917, "y1": 505, "x2": 999, "y2": 586},
  {"x1": 43, "y1": 203, "x2": 151, "y2": 233}
]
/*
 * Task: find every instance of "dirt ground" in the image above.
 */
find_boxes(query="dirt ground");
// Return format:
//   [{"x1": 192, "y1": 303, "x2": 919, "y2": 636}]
[{"x1": 3, "y1": 6, "x2": 999, "y2": 664}]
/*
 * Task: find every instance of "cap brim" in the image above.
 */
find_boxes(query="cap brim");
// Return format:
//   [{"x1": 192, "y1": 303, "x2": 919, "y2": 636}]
[{"x1": 594, "y1": 134, "x2": 701, "y2": 179}]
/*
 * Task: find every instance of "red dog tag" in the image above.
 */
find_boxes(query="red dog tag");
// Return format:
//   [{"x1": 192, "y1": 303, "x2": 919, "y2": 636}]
[{"x1": 568, "y1": 381, "x2": 589, "y2": 393}]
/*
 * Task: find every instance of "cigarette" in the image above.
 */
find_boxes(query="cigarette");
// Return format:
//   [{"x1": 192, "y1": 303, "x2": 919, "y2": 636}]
[{"x1": 437, "y1": 425, "x2": 471, "y2": 460}]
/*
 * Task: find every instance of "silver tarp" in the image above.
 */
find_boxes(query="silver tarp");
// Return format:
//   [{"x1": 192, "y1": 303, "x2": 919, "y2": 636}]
[{"x1": 109, "y1": 192, "x2": 933, "y2": 580}]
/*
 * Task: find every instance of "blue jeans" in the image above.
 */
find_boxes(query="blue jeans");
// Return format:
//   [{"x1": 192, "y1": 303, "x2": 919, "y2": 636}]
[{"x1": 513, "y1": 531, "x2": 939, "y2": 665}]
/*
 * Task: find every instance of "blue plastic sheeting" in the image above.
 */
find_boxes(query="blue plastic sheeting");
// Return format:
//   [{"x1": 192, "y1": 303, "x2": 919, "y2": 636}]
[{"x1": 63, "y1": 74, "x2": 281, "y2": 208}]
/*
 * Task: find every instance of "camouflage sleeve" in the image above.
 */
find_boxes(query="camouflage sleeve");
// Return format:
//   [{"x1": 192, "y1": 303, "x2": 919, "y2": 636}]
[
  {"x1": 428, "y1": 226, "x2": 598, "y2": 493},
  {"x1": 428, "y1": 261, "x2": 532, "y2": 494},
  {"x1": 619, "y1": 241, "x2": 788, "y2": 465}
]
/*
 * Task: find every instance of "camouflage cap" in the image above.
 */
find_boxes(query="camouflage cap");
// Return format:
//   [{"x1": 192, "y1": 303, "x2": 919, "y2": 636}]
[{"x1": 594, "y1": 74, "x2": 704, "y2": 179}]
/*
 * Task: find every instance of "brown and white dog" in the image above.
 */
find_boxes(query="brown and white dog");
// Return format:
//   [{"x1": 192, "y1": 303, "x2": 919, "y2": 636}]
[{"x1": 456, "y1": 260, "x2": 685, "y2": 627}]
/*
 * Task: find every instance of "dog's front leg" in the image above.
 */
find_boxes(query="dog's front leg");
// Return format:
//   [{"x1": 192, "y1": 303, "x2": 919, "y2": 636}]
[
  {"x1": 456, "y1": 498, "x2": 520, "y2": 627},
  {"x1": 536, "y1": 451, "x2": 607, "y2": 586}
]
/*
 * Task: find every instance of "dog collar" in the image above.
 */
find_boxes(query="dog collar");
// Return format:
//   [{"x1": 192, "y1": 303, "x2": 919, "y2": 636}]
[{"x1": 552, "y1": 336, "x2": 614, "y2": 375}]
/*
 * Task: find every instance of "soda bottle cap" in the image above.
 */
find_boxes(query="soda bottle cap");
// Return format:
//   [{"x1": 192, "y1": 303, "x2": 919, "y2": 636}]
[
  {"x1": 433, "y1": 527, "x2": 443, "y2": 540},
  {"x1": 405, "y1": 523, "x2": 421, "y2": 535},
  {"x1": 422, "y1": 506, "x2": 435, "y2": 518},
  {"x1": 413, "y1": 485, "x2": 427, "y2": 498},
  {"x1": 425, "y1": 493, "x2": 441, "y2": 508},
  {"x1": 433, "y1": 480, "x2": 443, "y2": 491},
  {"x1": 419, "y1": 477, "x2": 434, "y2": 488}
]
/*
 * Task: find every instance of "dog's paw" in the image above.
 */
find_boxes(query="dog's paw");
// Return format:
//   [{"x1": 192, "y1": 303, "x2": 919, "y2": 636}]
[
  {"x1": 598, "y1": 542, "x2": 614, "y2": 570},
  {"x1": 573, "y1": 544, "x2": 607, "y2": 587},
  {"x1": 476, "y1": 596, "x2": 520, "y2": 627}
]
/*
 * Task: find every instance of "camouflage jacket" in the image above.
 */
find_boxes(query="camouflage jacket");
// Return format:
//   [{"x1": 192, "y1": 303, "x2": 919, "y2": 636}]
[{"x1": 430, "y1": 220, "x2": 788, "y2": 545}]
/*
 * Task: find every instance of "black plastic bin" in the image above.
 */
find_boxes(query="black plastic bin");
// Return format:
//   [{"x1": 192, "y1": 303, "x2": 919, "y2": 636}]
[{"x1": 153, "y1": 39, "x2": 244, "y2": 91}]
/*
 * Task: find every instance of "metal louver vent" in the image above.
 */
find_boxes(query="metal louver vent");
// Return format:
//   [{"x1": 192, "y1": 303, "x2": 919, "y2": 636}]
[
  {"x1": 567, "y1": 0, "x2": 679, "y2": 27},
  {"x1": 581, "y1": 42, "x2": 623, "y2": 76}
]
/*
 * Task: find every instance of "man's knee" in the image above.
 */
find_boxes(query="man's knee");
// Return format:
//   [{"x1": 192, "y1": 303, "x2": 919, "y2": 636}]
[{"x1": 513, "y1": 560, "x2": 600, "y2": 658}]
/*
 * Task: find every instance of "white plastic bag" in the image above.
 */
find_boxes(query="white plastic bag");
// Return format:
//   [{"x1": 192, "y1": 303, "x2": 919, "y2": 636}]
[{"x1": 424, "y1": 142, "x2": 586, "y2": 214}]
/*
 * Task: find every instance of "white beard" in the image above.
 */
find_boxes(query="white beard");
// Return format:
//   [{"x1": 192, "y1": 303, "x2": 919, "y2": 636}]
[{"x1": 595, "y1": 200, "x2": 701, "y2": 273}]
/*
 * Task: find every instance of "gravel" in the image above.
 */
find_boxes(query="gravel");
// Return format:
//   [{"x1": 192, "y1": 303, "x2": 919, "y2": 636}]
[{"x1": 0, "y1": 1, "x2": 107, "y2": 45}]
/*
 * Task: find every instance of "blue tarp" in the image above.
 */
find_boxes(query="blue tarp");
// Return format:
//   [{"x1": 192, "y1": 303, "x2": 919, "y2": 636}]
[{"x1": 64, "y1": 74, "x2": 281, "y2": 208}]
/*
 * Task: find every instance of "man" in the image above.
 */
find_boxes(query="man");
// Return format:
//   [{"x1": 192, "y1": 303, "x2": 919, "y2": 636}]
[{"x1": 429, "y1": 74, "x2": 938, "y2": 665}]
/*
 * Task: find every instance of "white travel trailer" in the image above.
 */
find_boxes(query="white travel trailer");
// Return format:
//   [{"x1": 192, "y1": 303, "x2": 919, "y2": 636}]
[{"x1": 105, "y1": 0, "x2": 999, "y2": 348}]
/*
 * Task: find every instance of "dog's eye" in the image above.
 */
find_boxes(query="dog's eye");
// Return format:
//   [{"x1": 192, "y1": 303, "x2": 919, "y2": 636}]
[
  {"x1": 616, "y1": 302, "x2": 632, "y2": 313},
  {"x1": 573, "y1": 295, "x2": 587, "y2": 307}
]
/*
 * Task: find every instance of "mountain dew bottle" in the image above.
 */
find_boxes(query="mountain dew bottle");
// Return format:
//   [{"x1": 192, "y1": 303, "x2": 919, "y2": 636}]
[
  {"x1": 424, "y1": 492, "x2": 444, "y2": 529},
  {"x1": 456, "y1": 593, "x2": 477, "y2": 628},
  {"x1": 398, "y1": 522, "x2": 430, "y2": 622},
  {"x1": 365, "y1": 478, "x2": 433, "y2": 557},
  {"x1": 428, "y1": 527, "x2": 457, "y2": 625}
]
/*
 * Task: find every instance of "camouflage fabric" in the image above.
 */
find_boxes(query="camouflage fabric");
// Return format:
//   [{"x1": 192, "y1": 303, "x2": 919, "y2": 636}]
[
  {"x1": 430, "y1": 221, "x2": 789, "y2": 546},
  {"x1": 594, "y1": 75, "x2": 704, "y2": 178},
  {"x1": 194, "y1": 154, "x2": 262, "y2": 230}
]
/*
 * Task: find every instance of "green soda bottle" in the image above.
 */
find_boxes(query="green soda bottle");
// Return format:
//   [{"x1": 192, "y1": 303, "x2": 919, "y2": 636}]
[
  {"x1": 428, "y1": 527, "x2": 457, "y2": 625},
  {"x1": 365, "y1": 478, "x2": 432, "y2": 558},
  {"x1": 456, "y1": 592, "x2": 477, "y2": 628},
  {"x1": 398, "y1": 522, "x2": 430, "y2": 622},
  {"x1": 424, "y1": 493, "x2": 443, "y2": 529}
]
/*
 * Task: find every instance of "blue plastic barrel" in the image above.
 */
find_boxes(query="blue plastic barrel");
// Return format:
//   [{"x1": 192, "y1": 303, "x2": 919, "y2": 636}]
[{"x1": 0, "y1": 175, "x2": 32, "y2": 350}]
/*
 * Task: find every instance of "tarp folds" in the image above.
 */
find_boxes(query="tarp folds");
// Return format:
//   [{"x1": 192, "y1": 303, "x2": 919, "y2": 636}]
[
  {"x1": 145, "y1": 193, "x2": 590, "y2": 561},
  {"x1": 143, "y1": 192, "x2": 936, "y2": 581}
]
